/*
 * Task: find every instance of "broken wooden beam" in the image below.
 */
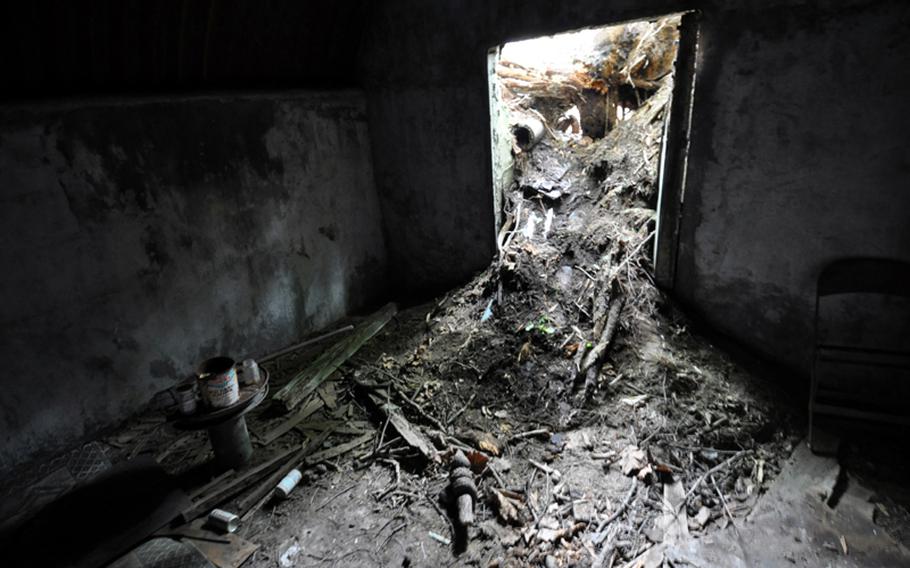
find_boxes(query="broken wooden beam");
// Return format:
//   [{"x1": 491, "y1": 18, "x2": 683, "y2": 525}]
[
  {"x1": 179, "y1": 443, "x2": 302, "y2": 522},
  {"x1": 362, "y1": 389, "x2": 436, "y2": 463},
  {"x1": 303, "y1": 432, "x2": 374, "y2": 465},
  {"x1": 235, "y1": 430, "x2": 333, "y2": 516},
  {"x1": 256, "y1": 397, "x2": 324, "y2": 446},
  {"x1": 272, "y1": 303, "x2": 397, "y2": 412}
]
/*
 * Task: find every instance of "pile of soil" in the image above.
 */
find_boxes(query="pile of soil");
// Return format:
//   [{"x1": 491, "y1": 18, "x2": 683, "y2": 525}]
[
  {"x1": 0, "y1": 21, "x2": 809, "y2": 567},
  {"x1": 328, "y1": 65, "x2": 804, "y2": 566}
]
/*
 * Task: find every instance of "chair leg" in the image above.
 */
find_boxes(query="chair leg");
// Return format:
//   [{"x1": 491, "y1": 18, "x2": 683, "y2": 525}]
[{"x1": 809, "y1": 418, "x2": 840, "y2": 456}]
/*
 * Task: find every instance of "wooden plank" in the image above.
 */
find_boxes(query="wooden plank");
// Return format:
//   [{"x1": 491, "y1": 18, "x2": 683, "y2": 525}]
[
  {"x1": 189, "y1": 469, "x2": 236, "y2": 501},
  {"x1": 304, "y1": 432, "x2": 374, "y2": 465},
  {"x1": 317, "y1": 381, "x2": 338, "y2": 410},
  {"x1": 366, "y1": 392, "x2": 435, "y2": 462},
  {"x1": 272, "y1": 303, "x2": 397, "y2": 412},
  {"x1": 298, "y1": 419, "x2": 371, "y2": 436},
  {"x1": 179, "y1": 444, "x2": 300, "y2": 522},
  {"x1": 256, "y1": 397, "x2": 324, "y2": 446},
  {"x1": 235, "y1": 430, "x2": 333, "y2": 515}
]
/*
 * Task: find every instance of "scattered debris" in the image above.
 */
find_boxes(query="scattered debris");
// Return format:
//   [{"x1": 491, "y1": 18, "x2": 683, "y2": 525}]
[
  {"x1": 16, "y1": 14, "x2": 910, "y2": 568},
  {"x1": 277, "y1": 538, "x2": 300, "y2": 567},
  {"x1": 692, "y1": 506, "x2": 711, "y2": 529},
  {"x1": 256, "y1": 396, "x2": 324, "y2": 446},
  {"x1": 272, "y1": 303, "x2": 397, "y2": 412},
  {"x1": 490, "y1": 489, "x2": 524, "y2": 526},
  {"x1": 362, "y1": 388, "x2": 436, "y2": 463}
]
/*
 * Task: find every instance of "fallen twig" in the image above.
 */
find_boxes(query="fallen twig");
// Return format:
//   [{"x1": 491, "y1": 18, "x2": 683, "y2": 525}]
[
  {"x1": 612, "y1": 230, "x2": 655, "y2": 276},
  {"x1": 315, "y1": 483, "x2": 357, "y2": 512},
  {"x1": 508, "y1": 428, "x2": 550, "y2": 443},
  {"x1": 392, "y1": 386, "x2": 447, "y2": 433},
  {"x1": 446, "y1": 393, "x2": 476, "y2": 426},
  {"x1": 681, "y1": 451, "x2": 748, "y2": 509},
  {"x1": 710, "y1": 474, "x2": 736, "y2": 527},
  {"x1": 375, "y1": 458, "x2": 401, "y2": 501},
  {"x1": 377, "y1": 522, "x2": 408, "y2": 551},
  {"x1": 595, "y1": 480, "x2": 639, "y2": 533}
]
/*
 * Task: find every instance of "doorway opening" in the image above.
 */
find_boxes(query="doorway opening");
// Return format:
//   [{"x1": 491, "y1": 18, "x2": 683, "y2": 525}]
[{"x1": 488, "y1": 14, "x2": 696, "y2": 291}]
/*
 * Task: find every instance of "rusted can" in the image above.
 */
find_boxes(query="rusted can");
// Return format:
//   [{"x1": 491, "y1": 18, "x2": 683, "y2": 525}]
[
  {"x1": 206, "y1": 509, "x2": 240, "y2": 533},
  {"x1": 275, "y1": 468, "x2": 302, "y2": 499},
  {"x1": 197, "y1": 357, "x2": 240, "y2": 408}
]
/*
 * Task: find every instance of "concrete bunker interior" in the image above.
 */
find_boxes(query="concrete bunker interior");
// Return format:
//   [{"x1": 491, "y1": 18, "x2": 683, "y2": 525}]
[{"x1": 1, "y1": 2, "x2": 909, "y2": 568}]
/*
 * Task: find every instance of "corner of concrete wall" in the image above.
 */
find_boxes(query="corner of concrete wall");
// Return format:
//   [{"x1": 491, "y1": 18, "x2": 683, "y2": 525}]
[
  {"x1": 674, "y1": 0, "x2": 910, "y2": 374},
  {"x1": 0, "y1": 90, "x2": 389, "y2": 472}
]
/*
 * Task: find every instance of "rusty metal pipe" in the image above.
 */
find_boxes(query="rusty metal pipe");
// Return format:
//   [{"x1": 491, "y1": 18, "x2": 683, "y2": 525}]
[{"x1": 511, "y1": 116, "x2": 545, "y2": 150}]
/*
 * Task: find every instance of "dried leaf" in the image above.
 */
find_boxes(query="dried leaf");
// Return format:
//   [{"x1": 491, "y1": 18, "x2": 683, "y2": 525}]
[
  {"x1": 467, "y1": 450, "x2": 489, "y2": 474},
  {"x1": 619, "y1": 445, "x2": 647, "y2": 476},
  {"x1": 462, "y1": 430, "x2": 502, "y2": 456},
  {"x1": 517, "y1": 341, "x2": 533, "y2": 363},
  {"x1": 479, "y1": 439, "x2": 501, "y2": 456}
]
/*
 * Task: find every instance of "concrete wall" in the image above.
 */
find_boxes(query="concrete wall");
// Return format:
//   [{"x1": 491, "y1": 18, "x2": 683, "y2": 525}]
[
  {"x1": 674, "y1": 1, "x2": 910, "y2": 373},
  {"x1": 362, "y1": 0, "x2": 910, "y2": 373},
  {"x1": 0, "y1": 91, "x2": 387, "y2": 472}
]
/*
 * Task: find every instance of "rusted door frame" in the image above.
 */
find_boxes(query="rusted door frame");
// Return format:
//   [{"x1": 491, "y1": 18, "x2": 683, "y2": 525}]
[{"x1": 654, "y1": 12, "x2": 699, "y2": 290}]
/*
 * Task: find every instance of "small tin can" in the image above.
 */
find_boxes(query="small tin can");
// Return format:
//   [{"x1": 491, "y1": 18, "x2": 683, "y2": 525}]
[
  {"x1": 240, "y1": 359, "x2": 261, "y2": 386},
  {"x1": 206, "y1": 509, "x2": 240, "y2": 533},
  {"x1": 197, "y1": 357, "x2": 240, "y2": 408},
  {"x1": 275, "y1": 468, "x2": 302, "y2": 499},
  {"x1": 175, "y1": 382, "x2": 197, "y2": 415}
]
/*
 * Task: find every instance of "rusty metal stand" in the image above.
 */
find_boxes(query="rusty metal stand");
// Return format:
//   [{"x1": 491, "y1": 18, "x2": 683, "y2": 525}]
[{"x1": 172, "y1": 369, "x2": 268, "y2": 470}]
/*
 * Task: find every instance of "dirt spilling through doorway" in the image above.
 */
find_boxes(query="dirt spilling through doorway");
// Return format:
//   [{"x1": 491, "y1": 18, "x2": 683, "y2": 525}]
[{"x1": 1, "y1": 16, "x2": 812, "y2": 568}]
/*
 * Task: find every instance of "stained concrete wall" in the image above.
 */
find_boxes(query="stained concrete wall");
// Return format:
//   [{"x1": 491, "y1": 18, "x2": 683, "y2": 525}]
[
  {"x1": 0, "y1": 91, "x2": 387, "y2": 472},
  {"x1": 362, "y1": 0, "x2": 910, "y2": 373},
  {"x1": 674, "y1": 1, "x2": 910, "y2": 373}
]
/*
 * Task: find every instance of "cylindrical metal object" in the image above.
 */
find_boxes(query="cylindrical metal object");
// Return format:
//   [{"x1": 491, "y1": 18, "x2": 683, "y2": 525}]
[
  {"x1": 208, "y1": 415, "x2": 253, "y2": 469},
  {"x1": 511, "y1": 115, "x2": 545, "y2": 151},
  {"x1": 275, "y1": 468, "x2": 302, "y2": 499},
  {"x1": 207, "y1": 509, "x2": 240, "y2": 533},
  {"x1": 176, "y1": 383, "x2": 197, "y2": 415},
  {"x1": 457, "y1": 493, "x2": 474, "y2": 526},
  {"x1": 240, "y1": 358, "x2": 261, "y2": 386},
  {"x1": 197, "y1": 357, "x2": 239, "y2": 408}
]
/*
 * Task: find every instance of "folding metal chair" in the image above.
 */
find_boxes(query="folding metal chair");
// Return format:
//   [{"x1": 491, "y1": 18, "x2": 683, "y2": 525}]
[{"x1": 809, "y1": 258, "x2": 910, "y2": 453}]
